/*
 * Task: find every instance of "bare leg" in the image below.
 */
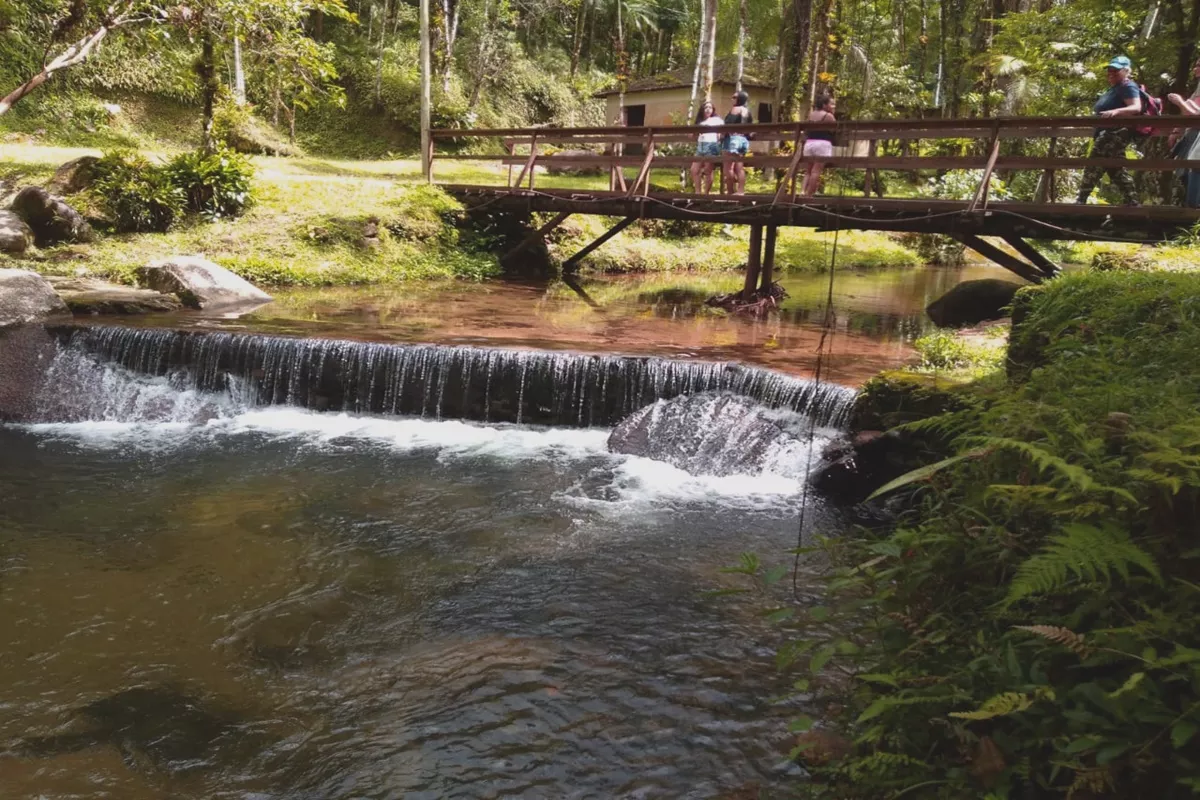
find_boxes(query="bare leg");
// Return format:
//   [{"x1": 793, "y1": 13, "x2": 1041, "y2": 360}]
[
  {"x1": 690, "y1": 161, "x2": 702, "y2": 193},
  {"x1": 736, "y1": 162, "x2": 746, "y2": 195},
  {"x1": 703, "y1": 164, "x2": 714, "y2": 194}
]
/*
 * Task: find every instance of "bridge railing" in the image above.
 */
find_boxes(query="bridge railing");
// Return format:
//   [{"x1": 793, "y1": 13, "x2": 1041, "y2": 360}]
[{"x1": 428, "y1": 116, "x2": 1200, "y2": 207}]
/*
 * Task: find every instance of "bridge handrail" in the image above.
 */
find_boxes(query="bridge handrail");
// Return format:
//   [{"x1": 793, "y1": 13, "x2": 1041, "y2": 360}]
[{"x1": 425, "y1": 115, "x2": 1200, "y2": 205}]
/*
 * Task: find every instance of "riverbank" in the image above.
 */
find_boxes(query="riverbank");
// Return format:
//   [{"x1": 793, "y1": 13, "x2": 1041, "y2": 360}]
[
  {"x1": 768, "y1": 267, "x2": 1200, "y2": 797},
  {"x1": 0, "y1": 143, "x2": 921, "y2": 287}
]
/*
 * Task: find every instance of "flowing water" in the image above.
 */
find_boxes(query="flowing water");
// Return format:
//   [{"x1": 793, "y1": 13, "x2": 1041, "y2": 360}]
[
  {"x1": 0, "y1": 326, "x2": 850, "y2": 798},
  {"x1": 109, "y1": 264, "x2": 1020, "y2": 385}
]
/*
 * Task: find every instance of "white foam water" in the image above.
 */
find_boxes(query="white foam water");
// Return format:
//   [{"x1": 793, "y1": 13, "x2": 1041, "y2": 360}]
[{"x1": 17, "y1": 352, "x2": 817, "y2": 509}]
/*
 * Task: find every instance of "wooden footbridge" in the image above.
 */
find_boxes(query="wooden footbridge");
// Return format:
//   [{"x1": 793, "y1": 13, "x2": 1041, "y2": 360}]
[{"x1": 427, "y1": 116, "x2": 1200, "y2": 291}]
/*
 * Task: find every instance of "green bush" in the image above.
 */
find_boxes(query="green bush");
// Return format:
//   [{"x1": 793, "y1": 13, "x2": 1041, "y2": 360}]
[
  {"x1": 738, "y1": 272, "x2": 1200, "y2": 798},
  {"x1": 913, "y1": 329, "x2": 1004, "y2": 373},
  {"x1": 165, "y1": 148, "x2": 255, "y2": 219},
  {"x1": 91, "y1": 151, "x2": 184, "y2": 233}
]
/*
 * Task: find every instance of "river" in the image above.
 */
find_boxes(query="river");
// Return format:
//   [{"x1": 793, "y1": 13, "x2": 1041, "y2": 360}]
[{"x1": 0, "y1": 264, "x2": 1014, "y2": 797}]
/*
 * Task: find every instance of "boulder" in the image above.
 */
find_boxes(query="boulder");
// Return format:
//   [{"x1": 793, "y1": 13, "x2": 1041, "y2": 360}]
[
  {"x1": 0, "y1": 268, "x2": 69, "y2": 328},
  {"x1": 925, "y1": 278, "x2": 1021, "y2": 328},
  {"x1": 47, "y1": 155, "x2": 100, "y2": 195},
  {"x1": 137, "y1": 255, "x2": 272, "y2": 310},
  {"x1": 0, "y1": 210, "x2": 33, "y2": 254},
  {"x1": 10, "y1": 186, "x2": 95, "y2": 246},
  {"x1": 45, "y1": 276, "x2": 183, "y2": 315}
]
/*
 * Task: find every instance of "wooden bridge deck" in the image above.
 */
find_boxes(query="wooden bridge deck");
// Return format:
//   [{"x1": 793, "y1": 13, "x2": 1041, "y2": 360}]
[{"x1": 442, "y1": 185, "x2": 1200, "y2": 242}]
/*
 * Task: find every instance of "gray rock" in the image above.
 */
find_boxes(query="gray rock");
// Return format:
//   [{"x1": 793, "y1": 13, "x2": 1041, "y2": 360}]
[
  {"x1": 0, "y1": 209, "x2": 33, "y2": 254},
  {"x1": 47, "y1": 155, "x2": 101, "y2": 195},
  {"x1": 46, "y1": 277, "x2": 183, "y2": 315},
  {"x1": 608, "y1": 392, "x2": 808, "y2": 477},
  {"x1": 0, "y1": 268, "x2": 69, "y2": 328},
  {"x1": 10, "y1": 186, "x2": 95, "y2": 246},
  {"x1": 137, "y1": 255, "x2": 272, "y2": 310},
  {"x1": 926, "y1": 278, "x2": 1021, "y2": 328}
]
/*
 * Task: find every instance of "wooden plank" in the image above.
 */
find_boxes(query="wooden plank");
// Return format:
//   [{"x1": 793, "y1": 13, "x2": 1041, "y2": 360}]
[
  {"x1": 562, "y1": 217, "x2": 636, "y2": 273},
  {"x1": 501, "y1": 211, "x2": 572, "y2": 264},
  {"x1": 969, "y1": 129, "x2": 1002, "y2": 212},
  {"x1": 512, "y1": 134, "x2": 539, "y2": 189},
  {"x1": 743, "y1": 224, "x2": 763, "y2": 300},
  {"x1": 774, "y1": 139, "x2": 806, "y2": 204},
  {"x1": 1002, "y1": 236, "x2": 1062, "y2": 278},
  {"x1": 628, "y1": 134, "x2": 656, "y2": 197},
  {"x1": 950, "y1": 234, "x2": 1045, "y2": 283}
]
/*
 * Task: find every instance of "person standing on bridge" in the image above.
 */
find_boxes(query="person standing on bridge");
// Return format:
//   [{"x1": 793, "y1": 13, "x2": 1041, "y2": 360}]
[
  {"x1": 801, "y1": 94, "x2": 837, "y2": 196},
  {"x1": 1077, "y1": 55, "x2": 1143, "y2": 206},
  {"x1": 723, "y1": 91, "x2": 754, "y2": 195},
  {"x1": 691, "y1": 101, "x2": 724, "y2": 194}
]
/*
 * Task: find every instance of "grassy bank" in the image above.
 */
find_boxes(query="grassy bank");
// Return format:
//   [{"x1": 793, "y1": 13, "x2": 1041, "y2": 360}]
[{"x1": 748, "y1": 269, "x2": 1200, "y2": 797}]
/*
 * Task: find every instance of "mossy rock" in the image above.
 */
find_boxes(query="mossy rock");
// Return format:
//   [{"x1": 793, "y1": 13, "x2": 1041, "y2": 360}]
[
  {"x1": 1089, "y1": 249, "x2": 1153, "y2": 273},
  {"x1": 1006, "y1": 283, "x2": 1050, "y2": 381},
  {"x1": 849, "y1": 370, "x2": 970, "y2": 432}
]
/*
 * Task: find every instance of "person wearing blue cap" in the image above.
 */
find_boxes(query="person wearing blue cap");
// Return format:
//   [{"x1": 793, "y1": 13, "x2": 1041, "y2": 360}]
[{"x1": 1077, "y1": 55, "x2": 1143, "y2": 205}]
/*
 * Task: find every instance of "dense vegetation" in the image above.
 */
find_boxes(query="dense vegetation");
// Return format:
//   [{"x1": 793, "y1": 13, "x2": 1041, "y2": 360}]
[{"x1": 733, "y1": 270, "x2": 1200, "y2": 797}]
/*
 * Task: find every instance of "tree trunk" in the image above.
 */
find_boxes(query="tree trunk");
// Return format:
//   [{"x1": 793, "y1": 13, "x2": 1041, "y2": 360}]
[
  {"x1": 0, "y1": 15, "x2": 130, "y2": 116},
  {"x1": 232, "y1": 28, "x2": 247, "y2": 106},
  {"x1": 375, "y1": 0, "x2": 390, "y2": 106},
  {"x1": 440, "y1": 0, "x2": 459, "y2": 92},
  {"x1": 420, "y1": 0, "x2": 432, "y2": 181},
  {"x1": 778, "y1": 0, "x2": 812, "y2": 121},
  {"x1": 701, "y1": 0, "x2": 716, "y2": 101},
  {"x1": 616, "y1": 0, "x2": 626, "y2": 120},
  {"x1": 200, "y1": 29, "x2": 218, "y2": 153},
  {"x1": 736, "y1": 0, "x2": 747, "y2": 92},
  {"x1": 804, "y1": 0, "x2": 834, "y2": 110},
  {"x1": 687, "y1": 0, "x2": 706, "y2": 123},
  {"x1": 570, "y1": 0, "x2": 587, "y2": 78}
]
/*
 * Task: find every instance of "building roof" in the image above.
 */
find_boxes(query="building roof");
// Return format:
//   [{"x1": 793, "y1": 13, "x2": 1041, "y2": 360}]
[{"x1": 593, "y1": 59, "x2": 776, "y2": 98}]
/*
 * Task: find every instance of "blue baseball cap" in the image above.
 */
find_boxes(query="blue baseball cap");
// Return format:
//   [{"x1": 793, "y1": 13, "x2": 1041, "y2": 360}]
[{"x1": 1107, "y1": 56, "x2": 1132, "y2": 70}]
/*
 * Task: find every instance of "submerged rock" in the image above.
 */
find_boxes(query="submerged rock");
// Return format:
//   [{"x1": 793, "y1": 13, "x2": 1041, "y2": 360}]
[
  {"x1": 0, "y1": 268, "x2": 69, "y2": 328},
  {"x1": 10, "y1": 186, "x2": 95, "y2": 245},
  {"x1": 926, "y1": 278, "x2": 1020, "y2": 328},
  {"x1": 0, "y1": 209, "x2": 33, "y2": 254},
  {"x1": 137, "y1": 255, "x2": 272, "y2": 310},
  {"x1": 608, "y1": 392, "x2": 811, "y2": 477},
  {"x1": 17, "y1": 684, "x2": 252, "y2": 774}
]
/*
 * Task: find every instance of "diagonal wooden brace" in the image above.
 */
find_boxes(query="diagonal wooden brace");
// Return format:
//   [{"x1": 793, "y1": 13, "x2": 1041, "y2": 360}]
[
  {"x1": 627, "y1": 134, "x2": 656, "y2": 197},
  {"x1": 513, "y1": 134, "x2": 539, "y2": 189},
  {"x1": 501, "y1": 211, "x2": 572, "y2": 264},
  {"x1": 562, "y1": 217, "x2": 635, "y2": 273},
  {"x1": 949, "y1": 233, "x2": 1046, "y2": 283}
]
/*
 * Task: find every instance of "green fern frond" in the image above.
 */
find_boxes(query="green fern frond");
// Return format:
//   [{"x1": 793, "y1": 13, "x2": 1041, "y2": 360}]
[
  {"x1": 1006, "y1": 523, "x2": 1163, "y2": 604},
  {"x1": 971, "y1": 436, "x2": 1095, "y2": 491},
  {"x1": 1013, "y1": 624, "x2": 1090, "y2": 657},
  {"x1": 949, "y1": 689, "x2": 1052, "y2": 721}
]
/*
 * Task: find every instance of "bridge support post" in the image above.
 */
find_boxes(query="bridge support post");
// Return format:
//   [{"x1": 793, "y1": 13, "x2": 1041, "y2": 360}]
[
  {"x1": 562, "y1": 217, "x2": 635, "y2": 274},
  {"x1": 1001, "y1": 236, "x2": 1061, "y2": 279},
  {"x1": 949, "y1": 233, "x2": 1051, "y2": 284},
  {"x1": 743, "y1": 224, "x2": 764, "y2": 301},
  {"x1": 759, "y1": 225, "x2": 778, "y2": 291}
]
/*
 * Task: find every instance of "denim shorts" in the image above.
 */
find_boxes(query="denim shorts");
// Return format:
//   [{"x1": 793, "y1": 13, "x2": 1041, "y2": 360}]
[
  {"x1": 695, "y1": 141, "x2": 720, "y2": 157},
  {"x1": 724, "y1": 135, "x2": 750, "y2": 155}
]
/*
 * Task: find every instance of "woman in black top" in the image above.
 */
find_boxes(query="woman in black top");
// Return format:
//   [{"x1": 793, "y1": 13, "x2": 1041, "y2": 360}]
[
  {"x1": 722, "y1": 90, "x2": 753, "y2": 195},
  {"x1": 801, "y1": 94, "x2": 836, "y2": 196}
]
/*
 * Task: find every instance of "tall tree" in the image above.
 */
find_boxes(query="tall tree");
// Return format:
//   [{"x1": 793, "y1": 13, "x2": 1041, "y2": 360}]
[{"x1": 777, "y1": 0, "x2": 812, "y2": 120}]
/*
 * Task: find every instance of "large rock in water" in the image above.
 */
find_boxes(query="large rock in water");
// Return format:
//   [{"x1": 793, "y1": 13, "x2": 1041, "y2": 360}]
[
  {"x1": 926, "y1": 278, "x2": 1021, "y2": 328},
  {"x1": 45, "y1": 276, "x2": 182, "y2": 315},
  {"x1": 10, "y1": 186, "x2": 95, "y2": 246},
  {"x1": 0, "y1": 210, "x2": 33, "y2": 254},
  {"x1": 0, "y1": 268, "x2": 69, "y2": 329},
  {"x1": 608, "y1": 392, "x2": 809, "y2": 477},
  {"x1": 137, "y1": 256, "x2": 272, "y2": 310}
]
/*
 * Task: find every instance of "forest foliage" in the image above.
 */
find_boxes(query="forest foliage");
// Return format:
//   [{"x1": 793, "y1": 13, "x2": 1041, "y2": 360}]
[
  {"x1": 733, "y1": 271, "x2": 1200, "y2": 797},
  {"x1": 3, "y1": 0, "x2": 1200, "y2": 157}
]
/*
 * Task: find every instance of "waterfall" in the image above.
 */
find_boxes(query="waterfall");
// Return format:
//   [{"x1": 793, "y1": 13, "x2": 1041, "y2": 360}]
[{"x1": 44, "y1": 325, "x2": 858, "y2": 429}]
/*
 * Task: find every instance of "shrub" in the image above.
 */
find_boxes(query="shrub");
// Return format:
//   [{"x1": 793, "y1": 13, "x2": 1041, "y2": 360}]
[
  {"x1": 91, "y1": 151, "x2": 184, "y2": 233},
  {"x1": 165, "y1": 148, "x2": 255, "y2": 219},
  {"x1": 736, "y1": 272, "x2": 1200, "y2": 798}
]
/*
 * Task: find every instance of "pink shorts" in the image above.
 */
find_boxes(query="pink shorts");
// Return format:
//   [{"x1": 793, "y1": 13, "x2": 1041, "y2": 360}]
[{"x1": 803, "y1": 139, "x2": 834, "y2": 158}]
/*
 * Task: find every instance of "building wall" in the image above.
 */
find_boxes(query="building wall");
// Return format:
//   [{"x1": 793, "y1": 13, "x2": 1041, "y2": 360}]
[{"x1": 605, "y1": 83, "x2": 777, "y2": 154}]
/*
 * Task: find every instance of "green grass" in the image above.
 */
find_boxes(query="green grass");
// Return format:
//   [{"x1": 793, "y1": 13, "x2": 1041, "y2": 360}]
[{"x1": 0, "y1": 146, "x2": 501, "y2": 286}]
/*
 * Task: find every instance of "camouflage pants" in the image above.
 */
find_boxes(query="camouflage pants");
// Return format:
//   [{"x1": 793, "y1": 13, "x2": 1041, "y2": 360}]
[{"x1": 1077, "y1": 127, "x2": 1139, "y2": 204}]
